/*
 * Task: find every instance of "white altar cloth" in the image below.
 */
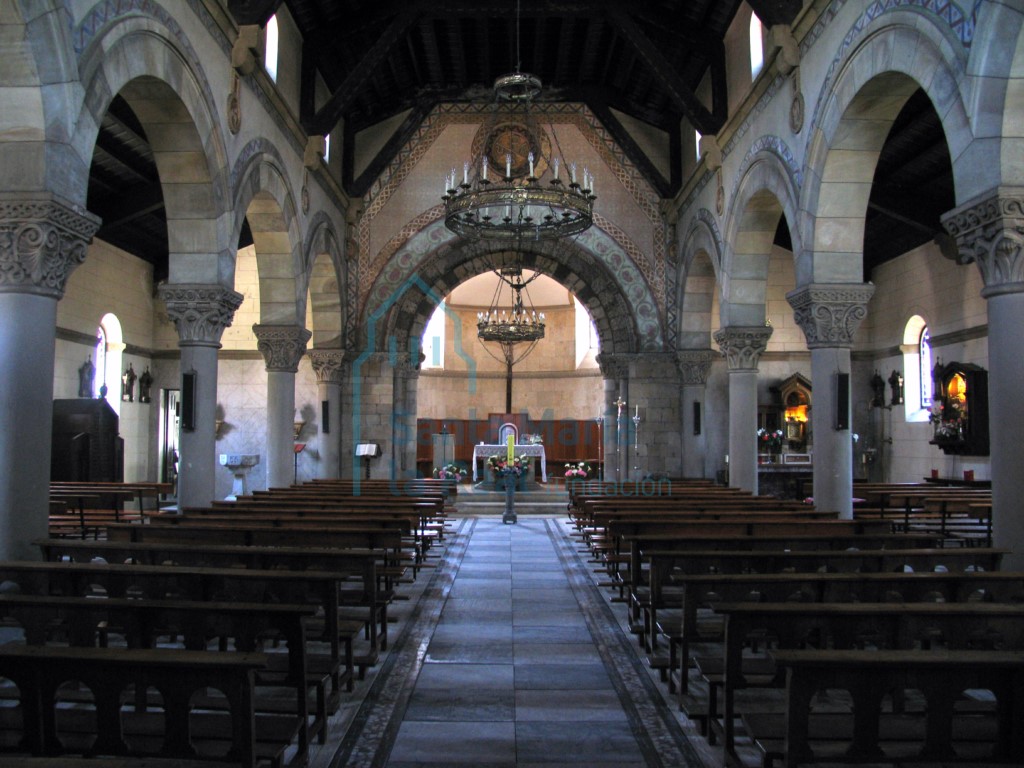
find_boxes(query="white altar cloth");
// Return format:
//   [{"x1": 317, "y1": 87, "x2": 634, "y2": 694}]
[{"x1": 472, "y1": 444, "x2": 547, "y2": 482}]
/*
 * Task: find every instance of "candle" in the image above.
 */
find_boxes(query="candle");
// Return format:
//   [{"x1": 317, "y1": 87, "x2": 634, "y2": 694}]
[
  {"x1": 506, "y1": 434, "x2": 515, "y2": 462},
  {"x1": 553, "y1": 158, "x2": 560, "y2": 180},
  {"x1": 528, "y1": 151, "x2": 534, "y2": 177},
  {"x1": 506, "y1": 153, "x2": 512, "y2": 178},
  {"x1": 635, "y1": 404, "x2": 639, "y2": 418},
  {"x1": 482, "y1": 156, "x2": 488, "y2": 181},
  {"x1": 570, "y1": 162, "x2": 577, "y2": 184},
  {"x1": 463, "y1": 161, "x2": 469, "y2": 185}
]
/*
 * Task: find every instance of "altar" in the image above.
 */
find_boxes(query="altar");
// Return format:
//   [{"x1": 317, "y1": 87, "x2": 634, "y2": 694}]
[{"x1": 471, "y1": 443, "x2": 548, "y2": 482}]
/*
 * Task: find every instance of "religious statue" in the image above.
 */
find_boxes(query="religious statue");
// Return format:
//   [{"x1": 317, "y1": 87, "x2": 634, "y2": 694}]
[
  {"x1": 138, "y1": 366, "x2": 153, "y2": 404},
  {"x1": 122, "y1": 363, "x2": 137, "y2": 402},
  {"x1": 78, "y1": 355, "x2": 95, "y2": 398}
]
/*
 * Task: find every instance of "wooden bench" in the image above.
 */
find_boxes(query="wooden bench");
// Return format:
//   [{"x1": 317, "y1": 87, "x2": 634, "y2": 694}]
[
  {"x1": 0, "y1": 645, "x2": 273, "y2": 767},
  {"x1": 757, "y1": 649, "x2": 1024, "y2": 767},
  {"x1": 0, "y1": 594, "x2": 321, "y2": 762},
  {"x1": 711, "y1": 601, "x2": 1024, "y2": 756}
]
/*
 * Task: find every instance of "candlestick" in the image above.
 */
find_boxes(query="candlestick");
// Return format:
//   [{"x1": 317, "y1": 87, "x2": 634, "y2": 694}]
[
  {"x1": 528, "y1": 151, "x2": 534, "y2": 177},
  {"x1": 482, "y1": 156, "x2": 488, "y2": 181},
  {"x1": 553, "y1": 158, "x2": 560, "y2": 181},
  {"x1": 506, "y1": 153, "x2": 512, "y2": 178},
  {"x1": 463, "y1": 161, "x2": 469, "y2": 185}
]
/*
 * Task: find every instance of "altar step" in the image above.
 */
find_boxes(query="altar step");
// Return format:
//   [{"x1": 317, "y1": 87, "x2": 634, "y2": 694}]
[{"x1": 454, "y1": 488, "x2": 569, "y2": 517}]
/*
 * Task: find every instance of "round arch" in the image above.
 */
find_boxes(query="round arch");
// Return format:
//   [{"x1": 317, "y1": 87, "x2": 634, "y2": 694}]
[
  {"x1": 230, "y1": 149, "x2": 304, "y2": 325},
  {"x1": 72, "y1": 15, "x2": 231, "y2": 284},
  {"x1": 678, "y1": 209, "x2": 724, "y2": 349},
  {"x1": 719, "y1": 147, "x2": 801, "y2": 327},
  {"x1": 303, "y1": 211, "x2": 345, "y2": 348},
  {"x1": 363, "y1": 234, "x2": 647, "y2": 358},
  {"x1": 801, "y1": 14, "x2": 973, "y2": 283}
]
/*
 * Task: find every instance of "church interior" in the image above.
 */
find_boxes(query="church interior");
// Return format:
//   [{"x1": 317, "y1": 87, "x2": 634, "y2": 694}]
[{"x1": 3, "y1": 0, "x2": 1024, "y2": 765}]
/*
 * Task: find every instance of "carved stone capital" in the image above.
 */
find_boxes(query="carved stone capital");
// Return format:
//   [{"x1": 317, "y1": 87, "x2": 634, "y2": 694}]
[
  {"x1": 596, "y1": 352, "x2": 633, "y2": 380},
  {"x1": 253, "y1": 324, "x2": 312, "y2": 372},
  {"x1": 786, "y1": 283, "x2": 875, "y2": 348},
  {"x1": 393, "y1": 355, "x2": 422, "y2": 380},
  {"x1": 676, "y1": 349, "x2": 715, "y2": 385},
  {"x1": 0, "y1": 194, "x2": 101, "y2": 298},
  {"x1": 159, "y1": 283, "x2": 244, "y2": 347},
  {"x1": 941, "y1": 188, "x2": 1024, "y2": 298},
  {"x1": 713, "y1": 326, "x2": 773, "y2": 370},
  {"x1": 309, "y1": 349, "x2": 347, "y2": 385}
]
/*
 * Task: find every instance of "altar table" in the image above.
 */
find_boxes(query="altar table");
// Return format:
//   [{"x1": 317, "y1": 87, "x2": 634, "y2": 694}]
[{"x1": 472, "y1": 444, "x2": 547, "y2": 482}]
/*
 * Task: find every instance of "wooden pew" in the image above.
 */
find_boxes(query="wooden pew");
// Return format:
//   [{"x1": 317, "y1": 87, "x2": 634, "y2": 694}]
[
  {"x1": 0, "y1": 594, "x2": 320, "y2": 762},
  {"x1": 762, "y1": 649, "x2": 1024, "y2": 767},
  {"x1": 711, "y1": 601, "x2": 1024, "y2": 756},
  {"x1": 0, "y1": 645, "x2": 271, "y2": 767}
]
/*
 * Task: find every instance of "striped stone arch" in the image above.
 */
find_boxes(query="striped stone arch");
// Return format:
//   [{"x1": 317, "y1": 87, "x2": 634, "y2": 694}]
[
  {"x1": 5, "y1": 1, "x2": 83, "y2": 194},
  {"x1": 362, "y1": 234, "x2": 648, "y2": 358},
  {"x1": 71, "y1": 8, "x2": 231, "y2": 284},
  {"x1": 801, "y1": 11, "x2": 974, "y2": 282},
  {"x1": 303, "y1": 211, "x2": 344, "y2": 348},
  {"x1": 677, "y1": 209, "x2": 725, "y2": 349},
  {"x1": 231, "y1": 146, "x2": 303, "y2": 325},
  {"x1": 719, "y1": 144, "x2": 801, "y2": 327}
]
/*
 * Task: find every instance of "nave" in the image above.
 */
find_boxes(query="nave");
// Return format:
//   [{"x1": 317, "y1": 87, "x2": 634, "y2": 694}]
[{"x1": 311, "y1": 516, "x2": 714, "y2": 768}]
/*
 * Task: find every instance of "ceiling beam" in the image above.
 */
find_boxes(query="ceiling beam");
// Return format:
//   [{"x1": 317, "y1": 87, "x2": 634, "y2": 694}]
[
  {"x1": 93, "y1": 184, "x2": 166, "y2": 231},
  {"x1": 584, "y1": 91, "x2": 674, "y2": 198},
  {"x1": 345, "y1": 98, "x2": 438, "y2": 198},
  {"x1": 308, "y1": 5, "x2": 423, "y2": 135},
  {"x1": 227, "y1": 0, "x2": 284, "y2": 26},
  {"x1": 605, "y1": 5, "x2": 726, "y2": 135}
]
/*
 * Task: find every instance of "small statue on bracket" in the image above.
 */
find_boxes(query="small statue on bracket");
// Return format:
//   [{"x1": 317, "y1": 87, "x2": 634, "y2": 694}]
[
  {"x1": 78, "y1": 355, "x2": 95, "y2": 398},
  {"x1": 122, "y1": 363, "x2": 137, "y2": 402},
  {"x1": 138, "y1": 367, "x2": 153, "y2": 403}
]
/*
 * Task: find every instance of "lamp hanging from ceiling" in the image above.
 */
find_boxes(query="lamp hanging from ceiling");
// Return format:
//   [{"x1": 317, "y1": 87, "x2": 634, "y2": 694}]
[
  {"x1": 477, "y1": 264, "x2": 545, "y2": 413},
  {"x1": 442, "y1": 0, "x2": 595, "y2": 243}
]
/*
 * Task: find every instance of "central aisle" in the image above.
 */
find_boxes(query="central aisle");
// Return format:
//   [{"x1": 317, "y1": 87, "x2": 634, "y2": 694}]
[{"x1": 321, "y1": 516, "x2": 711, "y2": 767}]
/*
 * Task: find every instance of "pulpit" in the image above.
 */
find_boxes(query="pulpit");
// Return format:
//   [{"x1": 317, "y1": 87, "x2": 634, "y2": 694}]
[{"x1": 431, "y1": 431, "x2": 455, "y2": 471}]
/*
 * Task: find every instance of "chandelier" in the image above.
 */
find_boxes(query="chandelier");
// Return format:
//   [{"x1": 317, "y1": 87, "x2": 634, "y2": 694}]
[
  {"x1": 442, "y1": 4, "x2": 595, "y2": 243},
  {"x1": 476, "y1": 264, "x2": 545, "y2": 413}
]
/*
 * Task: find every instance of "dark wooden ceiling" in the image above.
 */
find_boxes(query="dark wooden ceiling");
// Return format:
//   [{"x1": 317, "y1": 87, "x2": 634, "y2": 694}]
[{"x1": 85, "y1": 0, "x2": 951, "y2": 288}]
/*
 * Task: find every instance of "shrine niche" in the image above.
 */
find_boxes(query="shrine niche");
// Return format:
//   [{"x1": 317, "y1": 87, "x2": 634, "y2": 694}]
[
  {"x1": 780, "y1": 373, "x2": 812, "y2": 449},
  {"x1": 929, "y1": 361, "x2": 989, "y2": 456}
]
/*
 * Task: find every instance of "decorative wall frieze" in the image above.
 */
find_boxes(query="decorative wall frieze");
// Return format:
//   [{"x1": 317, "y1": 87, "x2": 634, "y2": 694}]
[
  {"x1": 713, "y1": 326, "x2": 773, "y2": 370},
  {"x1": 675, "y1": 349, "x2": 715, "y2": 385},
  {"x1": 785, "y1": 283, "x2": 875, "y2": 348},
  {"x1": 309, "y1": 349, "x2": 347, "y2": 385},
  {"x1": 596, "y1": 352, "x2": 633, "y2": 381},
  {"x1": 0, "y1": 196, "x2": 100, "y2": 298},
  {"x1": 253, "y1": 324, "x2": 312, "y2": 372},
  {"x1": 158, "y1": 283, "x2": 243, "y2": 347},
  {"x1": 941, "y1": 188, "x2": 1024, "y2": 298}
]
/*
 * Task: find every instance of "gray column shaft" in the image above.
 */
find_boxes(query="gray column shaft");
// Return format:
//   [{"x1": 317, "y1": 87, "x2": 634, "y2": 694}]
[
  {"x1": 177, "y1": 345, "x2": 219, "y2": 509},
  {"x1": 602, "y1": 379, "x2": 616, "y2": 482},
  {"x1": 681, "y1": 384, "x2": 706, "y2": 479},
  {"x1": 810, "y1": 348, "x2": 853, "y2": 519},
  {"x1": 987, "y1": 292, "x2": 1024, "y2": 569},
  {"x1": 0, "y1": 294, "x2": 56, "y2": 558},
  {"x1": 266, "y1": 370, "x2": 296, "y2": 489},
  {"x1": 727, "y1": 369, "x2": 759, "y2": 493},
  {"x1": 317, "y1": 382, "x2": 341, "y2": 479}
]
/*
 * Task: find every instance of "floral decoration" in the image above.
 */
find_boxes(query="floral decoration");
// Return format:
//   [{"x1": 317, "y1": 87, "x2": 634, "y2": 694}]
[
  {"x1": 487, "y1": 454, "x2": 528, "y2": 477},
  {"x1": 756, "y1": 428, "x2": 784, "y2": 453},
  {"x1": 564, "y1": 461, "x2": 590, "y2": 479},
  {"x1": 433, "y1": 464, "x2": 463, "y2": 481}
]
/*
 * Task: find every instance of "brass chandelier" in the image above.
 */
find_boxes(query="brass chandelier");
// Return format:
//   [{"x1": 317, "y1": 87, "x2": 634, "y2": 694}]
[{"x1": 442, "y1": 3, "x2": 595, "y2": 242}]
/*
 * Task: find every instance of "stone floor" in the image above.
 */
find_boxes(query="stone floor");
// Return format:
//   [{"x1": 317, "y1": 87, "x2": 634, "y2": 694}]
[{"x1": 308, "y1": 515, "x2": 717, "y2": 767}]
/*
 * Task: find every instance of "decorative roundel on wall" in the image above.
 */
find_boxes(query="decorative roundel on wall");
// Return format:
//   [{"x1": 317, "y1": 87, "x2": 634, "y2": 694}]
[
  {"x1": 790, "y1": 91, "x2": 805, "y2": 135},
  {"x1": 473, "y1": 120, "x2": 552, "y2": 180}
]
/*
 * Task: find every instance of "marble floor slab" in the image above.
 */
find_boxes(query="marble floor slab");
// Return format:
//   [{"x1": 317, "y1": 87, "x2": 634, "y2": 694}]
[{"x1": 315, "y1": 516, "x2": 714, "y2": 768}]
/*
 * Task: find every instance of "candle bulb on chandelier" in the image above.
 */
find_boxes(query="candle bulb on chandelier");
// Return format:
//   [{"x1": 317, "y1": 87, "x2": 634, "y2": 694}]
[
  {"x1": 463, "y1": 162, "x2": 469, "y2": 186},
  {"x1": 553, "y1": 158, "x2": 560, "y2": 181},
  {"x1": 506, "y1": 153, "x2": 512, "y2": 179},
  {"x1": 528, "y1": 151, "x2": 534, "y2": 177},
  {"x1": 570, "y1": 162, "x2": 577, "y2": 185},
  {"x1": 482, "y1": 156, "x2": 488, "y2": 181}
]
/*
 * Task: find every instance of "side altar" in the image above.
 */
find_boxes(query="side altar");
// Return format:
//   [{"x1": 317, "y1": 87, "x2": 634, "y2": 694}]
[{"x1": 471, "y1": 444, "x2": 548, "y2": 483}]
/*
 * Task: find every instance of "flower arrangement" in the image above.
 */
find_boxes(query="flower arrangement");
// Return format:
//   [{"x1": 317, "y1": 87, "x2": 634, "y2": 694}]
[
  {"x1": 433, "y1": 464, "x2": 462, "y2": 481},
  {"x1": 488, "y1": 454, "x2": 528, "y2": 477},
  {"x1": 564, "y1": 461, "x2": 590, "y2": 479},
  {"x1": 756, "y1": 428, "x2": 784, "y2": 453}
]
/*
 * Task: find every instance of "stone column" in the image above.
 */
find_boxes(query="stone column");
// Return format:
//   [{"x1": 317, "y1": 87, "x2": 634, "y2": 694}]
[
  {"x1": 254, "y1": 324, "x2": 312, "y2": 489},
  {"x1": 160, "y1": 284, "x2": 244, "y2": 510},
  {"x1": 597, "y1": 353, "x2": 631, "y2": 483},
  {"x1": 393, "y1": 358, "x2": 420, "y2": 480},
  {"x1": 714, "y1": 326, "x2": 772, "y2": 493},
  {"x1": 0, "y1": 195, "x2": 99, "y2": 558},
  {"x1": 677, "y1": 349, "x2": 715, "y2": 480},
  {"x1": 309, "y1": 349, "x2": 346, "y2": 479},
  {"x1": 787, "y1": 283, "x2": 874, "y2": 518},
  {"x1": 943, "y1": 188, "x2": 1024, "y2": 568}
]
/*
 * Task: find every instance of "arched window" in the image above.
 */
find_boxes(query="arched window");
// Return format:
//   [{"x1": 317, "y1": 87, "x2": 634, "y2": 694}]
[
  {"x1": 749, "y1": 13, "x2": 764, "y2": 78},
  {"x1": 96, "y1": 313, "x2": 124, "y2": 415},
  {"x1": 265, "y1": 14, "x2": 280, "y2": 82},
  {"x1": 900, "y1": 315, "x2": 930, "y2": 422},
  {"x1": 919, "y1": 327, "x2": 933, "y2": 407},
  {"x1": 421, "y1": 301, "x2": 446, "y2": 370}
]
